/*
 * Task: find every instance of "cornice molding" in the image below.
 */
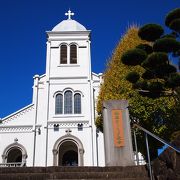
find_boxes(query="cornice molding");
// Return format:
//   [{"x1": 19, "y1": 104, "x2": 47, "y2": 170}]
[
  {"x1": 49, "y1": 76, "x2": 88, "y2": 80},
  {"x1": 48, "y1": 121, "x2": 89, "y2": 128},
  {"x1": 46, "y1": 30, "x2": 91, "y2": 35},
  {"x1": 0, "y1": 125, "x2": 33, "y2": 133}
]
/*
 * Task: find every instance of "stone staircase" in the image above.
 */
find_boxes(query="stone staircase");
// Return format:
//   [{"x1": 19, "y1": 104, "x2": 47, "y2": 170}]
[{"x1": 0, "y1": 165, "x2": 150, "y2": 180}]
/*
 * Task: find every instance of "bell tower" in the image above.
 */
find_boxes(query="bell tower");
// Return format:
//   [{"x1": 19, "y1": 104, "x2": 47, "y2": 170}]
[
  {"x1": 43, "y1": 10, "x2": 98, "y2": 166},
  {"x1": 0, "y1": 10, "x2": 104, "y2": 168},
  {"x1": 46, "y1": 10, "x2": 92, "y2": 80}
]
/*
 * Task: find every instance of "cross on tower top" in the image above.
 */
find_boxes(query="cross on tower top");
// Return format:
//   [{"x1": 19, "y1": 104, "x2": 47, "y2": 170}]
[{"x1": 65, "y1": 9, "x2": 74, "y2": 20}]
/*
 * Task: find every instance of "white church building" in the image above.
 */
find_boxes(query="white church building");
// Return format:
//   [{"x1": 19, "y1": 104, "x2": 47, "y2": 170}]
[{"x1": 0, "y1": 10, "x2": 105, "y2": 167}]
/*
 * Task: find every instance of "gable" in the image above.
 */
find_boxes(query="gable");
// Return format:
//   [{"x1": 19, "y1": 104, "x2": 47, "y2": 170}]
[{"x1": 1, "y1": 104, "x2": 35, "y2": 126}]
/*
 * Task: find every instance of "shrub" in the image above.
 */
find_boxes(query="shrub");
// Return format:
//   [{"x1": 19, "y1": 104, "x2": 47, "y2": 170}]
[
  {"x1": 142, "y1": 52, "x2": 168, "y2": 69},
  {"x1": 165, "y1": 8, "x2": 180, "y2": 27},
  {"x1": 153, "y1": 38, "x2": 180, "y2": 53},
  {"x1": 142, "y1": 70, "x2": 154, "y2": 80},
  {"x1": 148, "y1": 81, "x2": 164, "y2": 92},
  {"x1": 166, "y1": 73, "x2": 180, "y2": 88},
  {"x1": 169, "y1": 19, "x2": 180, "y2": 32},
  {"x1": 138, "y1": 24, "x2": 164, "y2": 41},
  {"x1": 121, "y1": 48, "x2": 147, "y2": 66},
  {"x1": 136, "y1": 44, "x2": 153, "y2": 54},
  {"x1": 125, "y1": 72, "x2": 140, "y2": 83}
]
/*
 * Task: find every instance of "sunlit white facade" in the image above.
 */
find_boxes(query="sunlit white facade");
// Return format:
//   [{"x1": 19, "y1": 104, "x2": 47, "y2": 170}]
[{"x1": 0, "y1": 10, "x2": 105, "y2": 167}]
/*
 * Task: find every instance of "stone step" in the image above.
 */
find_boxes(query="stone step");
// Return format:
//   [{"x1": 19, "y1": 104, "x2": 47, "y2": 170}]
[
  {"x1": 0, "y1": 165, "x2": 148, "y2": 174},
  {"x1": 0, "y1": 166, "x2": 150, "y2": 180},
  {"x1": 46, "y1": 166, "x2": 147, "y2": 173},
  {"x1": 0, "y1": 173, "x2": 46, "y2": 180},
  {"x1": 0, "y1": 175, "x2": 150, "y2": 180},
  {"x1": 0, "y1": 171, "x2": 149, "y2": 180},
  {"x1": 49, "y1": 179, "x2": 150, "y2": 180},
  {"x1": 48, "y1": 172, "x2": 148, "y2": 179}
]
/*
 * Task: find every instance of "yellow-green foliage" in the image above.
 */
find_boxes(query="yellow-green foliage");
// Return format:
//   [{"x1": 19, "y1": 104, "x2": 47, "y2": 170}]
[
  {"x1": 96, "y1": 26, "x2": 178, "y2": 142},
  {"x1": 97, "y1": 26, "x2": 146, "y2": 121}
]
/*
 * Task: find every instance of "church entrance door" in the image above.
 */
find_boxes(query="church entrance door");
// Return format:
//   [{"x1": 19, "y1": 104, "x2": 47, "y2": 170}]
[
  {"x1": 58, "y1": 141, "x2": 78, "y2": 166},
  {"x1": 53, "y1": 135, "x2": 84, "y2": 166},
  {"x1": 62, "y1": 150, "x2": 78, "y2": 166},
  {"x1": 7, "y1": 148, "x2": 22, "y2": 163}
]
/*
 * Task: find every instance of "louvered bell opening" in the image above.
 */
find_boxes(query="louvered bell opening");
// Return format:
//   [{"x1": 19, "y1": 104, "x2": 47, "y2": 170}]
[
  {"x1": 60, "y1": 45, "x2": 67, "y2": 64},
  {"x1": 70, "y1": 45, "x2": 77, "y2": 64}
]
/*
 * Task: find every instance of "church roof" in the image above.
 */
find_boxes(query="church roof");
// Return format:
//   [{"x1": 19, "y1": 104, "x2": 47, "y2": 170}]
[{"x1": 52, "y1": 10, "x2": 87, "y2": 32}]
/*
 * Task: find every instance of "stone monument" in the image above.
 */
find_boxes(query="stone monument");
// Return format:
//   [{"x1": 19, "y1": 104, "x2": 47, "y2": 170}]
[{"x1": 103, "y1": 100, "x2": 134, "y2": 166}]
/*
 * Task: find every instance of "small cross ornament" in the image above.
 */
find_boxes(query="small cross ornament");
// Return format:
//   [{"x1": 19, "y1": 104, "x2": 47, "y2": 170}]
[
  {"x1": 65, "y1": 9, "x2": 74, "y2": 20},
  {"x1": 14, "y1": 138, "x2": 18, "y2": 143}
]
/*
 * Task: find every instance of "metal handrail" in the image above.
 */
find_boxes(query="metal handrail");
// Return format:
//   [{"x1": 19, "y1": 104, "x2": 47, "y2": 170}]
[
  {"x1": 132, "y1": 123, "x2": 180, "y2": 180},
  {"x1": 133, "y1": 123, "x2": 180, "y2": 153}
]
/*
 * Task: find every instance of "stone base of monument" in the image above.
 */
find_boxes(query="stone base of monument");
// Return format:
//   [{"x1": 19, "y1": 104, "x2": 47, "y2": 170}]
[
  {"x1": 103, "y1": 100, "x2": 134, "y2": 166},
  {"x1": 0, "y1": 166, "x2": 150, "y2": 179}
]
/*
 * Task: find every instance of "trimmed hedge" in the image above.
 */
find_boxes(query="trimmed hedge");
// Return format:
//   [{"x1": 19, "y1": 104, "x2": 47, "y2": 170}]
[
  {"x1": 138, "y1": 24, "x2": 164, "y2": 41},
  {"x1": 121, "y1": 48, "x2": 147, "y2": 66}
]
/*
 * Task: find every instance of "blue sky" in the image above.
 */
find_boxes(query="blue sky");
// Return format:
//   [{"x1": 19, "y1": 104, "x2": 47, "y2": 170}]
[{"x1": 0, "y1": 0, "x2": 179, "y2": 118}]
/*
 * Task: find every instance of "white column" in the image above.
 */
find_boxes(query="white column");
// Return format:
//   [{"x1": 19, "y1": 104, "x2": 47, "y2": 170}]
[
  {"x1": 32, "y1": 74, "x2": 39, "y2": 166},
  {"x1": 87, "y1": 39, "x2": 92, "y2": 80},
  {"x1": 32, "y1": 75, "x2": 39, "y2": 104},
  {"x1": 45, "y1": 40, "x2": 51, "y2": 78},
  {"x1": 44, "y1": 39, "x2": 51, "y2": 167}
]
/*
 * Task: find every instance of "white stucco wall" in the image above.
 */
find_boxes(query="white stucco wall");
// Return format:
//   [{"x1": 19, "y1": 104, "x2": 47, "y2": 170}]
[{"x1": 0, "y1": 18, "x2": 105, "y2": 167}]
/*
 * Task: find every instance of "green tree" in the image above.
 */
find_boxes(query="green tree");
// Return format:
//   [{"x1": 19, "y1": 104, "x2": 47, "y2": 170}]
[
  {"x1": 121, "y1": 21, "x2": 180, "y2": 96},
  {"x1": 119, "y1": 8, "x2": 180, "y2": 158},
  {"x1": 96, "y1": 26, "x2": 147, "y2": 131},
  {"x1": 96, "y1": 19, "x2": 180, "y2": 159}
]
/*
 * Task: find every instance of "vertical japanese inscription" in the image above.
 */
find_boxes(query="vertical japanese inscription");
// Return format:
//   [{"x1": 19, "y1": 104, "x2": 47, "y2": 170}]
[{"x1": 111, "y1": 109, "x2": 125, "y2": 147}]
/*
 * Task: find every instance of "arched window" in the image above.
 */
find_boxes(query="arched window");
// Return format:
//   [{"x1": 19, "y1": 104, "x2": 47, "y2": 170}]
[
  {"x1": 55, "y1": 94, "x2": 63, "y2": 114},
  {"x1": 64, "y1": 91, "x2": 72, "y2": 114},
  {"x1": 70, "y1": 44, "x2": 77, "y2": 64},
  {"x1": 74, "y1": 93, "x2": 81, "y2": 114},
  {"x1": 60, "y1": 45, "x2": 67, "y2": 64},
  {"x1": 2, "y1": 143, "x2": 27, "y2": 166}
]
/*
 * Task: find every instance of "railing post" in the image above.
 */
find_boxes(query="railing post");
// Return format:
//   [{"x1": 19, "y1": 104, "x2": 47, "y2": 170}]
[
  {"x1": 145, "y1": 132, "x2": 153, "y2": 180},
  {"x1": 133, "y1": 129, "x2": 139, "y2": 165}
]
